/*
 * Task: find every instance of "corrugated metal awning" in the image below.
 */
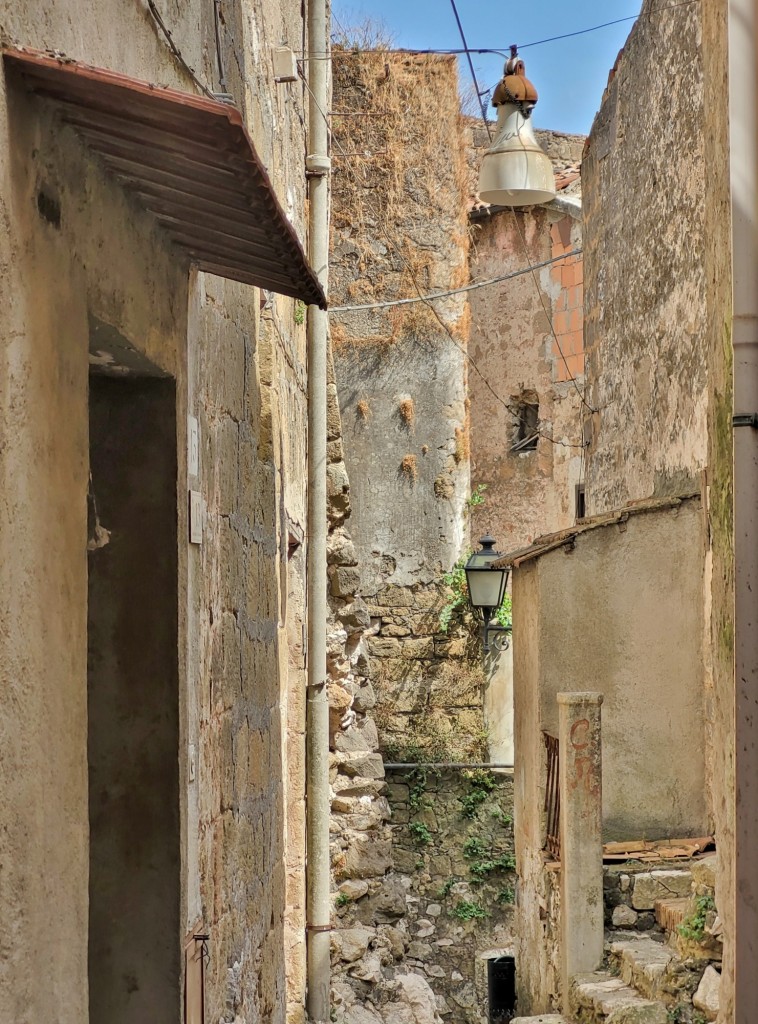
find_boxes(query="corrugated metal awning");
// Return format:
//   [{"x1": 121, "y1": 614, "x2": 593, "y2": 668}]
[{"x1": 3, "y1": 47, "x2": 326, "y2": 308}]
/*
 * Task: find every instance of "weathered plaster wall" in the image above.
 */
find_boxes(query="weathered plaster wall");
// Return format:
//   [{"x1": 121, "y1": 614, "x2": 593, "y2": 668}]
[
  {"x1": 548, "y1": 501, "x2": 704, "y2": 838},
  {"x1": 513, "y1": 501, "x2": 708, "y2": 1015},
  {"x1": 582, "y1": 3, "x2": 734, "y2": 1016},
  {"x1": 518, "y1": 499, "x2": 708, "y2": 841},
  {"x1": 464, "y1": 121, "x2": 586, "y2": 553},
  {"x1": 468, "y1": 205, "x2": 585, "y2": 553},
  {"x1": 582, "y1": 0, "x2": 706, "y2": 514},
  {"x1": 0, "y1": 1, "x2": 312, "y2": 1020}
]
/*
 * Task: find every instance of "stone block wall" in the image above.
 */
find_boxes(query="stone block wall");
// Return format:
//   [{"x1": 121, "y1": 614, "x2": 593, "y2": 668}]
[{"x1": 384, "y1": 769, "x2": 516, "y2": 1023}]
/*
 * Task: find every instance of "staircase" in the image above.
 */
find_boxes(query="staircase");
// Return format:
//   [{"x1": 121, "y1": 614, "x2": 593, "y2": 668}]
[{"x1": 513, "y1": 859, "x2": 720, "y2": 1024}]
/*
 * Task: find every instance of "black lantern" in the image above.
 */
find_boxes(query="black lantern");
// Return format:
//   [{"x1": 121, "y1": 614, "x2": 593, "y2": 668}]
[{"x1": 464, "y1": 536, "x2": 511, "y2": 652}]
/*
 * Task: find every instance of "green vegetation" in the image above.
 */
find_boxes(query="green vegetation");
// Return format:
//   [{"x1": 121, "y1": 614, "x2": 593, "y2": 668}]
[
  {"x1": 462, "y1": 836, "x2": 488, "y2": 859},
  {"x1": 465, "y1": 483, "x2": 488, "y2": 510},
  {"x1": 294, "y1": 299, "x2": 306, "y2": 325},
  {"x1": 460, "y1": 768, "x2": 498, "y2": 819},
  {"x1": 463, "y1": 833, "x2": 515, "y2": 884},
  {"x1": 335, "y1": 892, "x2": 351, "y2": 908},
  {"x1": 468, "y1": 853, "x2": 516, "y2": 884},
  {"x1": 677, "y1": 895, "x2": 716, "y2": 943},
  {"x1": 437, "y1": 878, "x2": 455, "y2": 899},
  {"x1": 409, "y1": 821, "x2": 433, "y2": 846},
  {"x1": 495, "y1": 885, "x2": 515, "y2": 906},
  {"x1": 490, "y1": 806, "x2": 513, "y2": 827},
  {"x1": 408, "y1": 767, "x2": 431, "y2": 812},
  {"x1": 666, "y1": 1008, "x2": 707, "y2": 1024},
  {"x1": 451, "y1": 899, "x2": 488, "y2": 921}
]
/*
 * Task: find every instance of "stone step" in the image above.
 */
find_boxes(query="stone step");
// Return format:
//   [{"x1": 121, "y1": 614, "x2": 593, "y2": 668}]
[
  {"x1": 512, "y1": 1017, "x2": 574, "y2": 1024},
  {"x1": 570, "y1": 971, "x2": 668, "y2": 1024},
  {"x1": 654, "y1": 897, "x2": 688, "y2": 934},
  {"x1": 629, "y1": 869, "x2": 693, "y2": 911},
  {"x1": 607, "y1": 935, "x2": 674, "y2": 1001}
]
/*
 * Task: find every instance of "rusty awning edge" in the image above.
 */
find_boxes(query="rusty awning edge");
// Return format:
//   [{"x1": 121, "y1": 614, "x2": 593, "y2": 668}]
[
  {"x1": 2, "y1": 46, "x2": 327, "y2": 309},
  {"x1": 493, "y1": 492, "x2": 702, "y2": 569}
]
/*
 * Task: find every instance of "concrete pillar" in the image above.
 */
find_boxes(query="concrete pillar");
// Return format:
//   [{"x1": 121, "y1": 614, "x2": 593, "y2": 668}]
[{"x1": 558, "y1": 691, "x2": 604, "y2": 1007}]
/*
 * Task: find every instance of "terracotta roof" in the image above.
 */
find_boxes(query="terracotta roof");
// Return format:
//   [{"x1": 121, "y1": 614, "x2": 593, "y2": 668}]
[
  {"x1": 493, "y1": 492, "x2": 702, "y2": 569},
  {"x1": 3, "y1": 47, "x2": 326, "y2": 308}
]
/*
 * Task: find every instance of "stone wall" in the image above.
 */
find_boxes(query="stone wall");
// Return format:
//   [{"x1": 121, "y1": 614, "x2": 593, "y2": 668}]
[
  {"x1": 330, "y1": 49, "x2": 475, "y2": 760},
  {"x1": 0, "y1": 1, "x2": 313, "y2": 1020},
  {"x1": 582, "y1": 0, "x2": 706, "y2": 514}
]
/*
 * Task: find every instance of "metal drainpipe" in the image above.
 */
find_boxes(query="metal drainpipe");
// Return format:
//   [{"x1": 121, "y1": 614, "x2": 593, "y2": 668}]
[
  {"x1": 728, "y1": 0, "x2": 758, "y2": 1017},
  {"x1": 305, "y1": 0, "x2": 331, "y2": 1016}
]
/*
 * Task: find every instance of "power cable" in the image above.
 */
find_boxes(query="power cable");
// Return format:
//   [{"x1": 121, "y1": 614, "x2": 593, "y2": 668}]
[
  {"x1": 449, "y1": 0, "x2": 492, "y2": 139},
  {"x1": 329, "y1": 249, "x2": 583, "y2": 312},
  {"x1": 144, "y1": 0, "x2": 218, "y2": 100},
  {"x1": 299, "y1": 0, "x2": 701, "y2": 60}
]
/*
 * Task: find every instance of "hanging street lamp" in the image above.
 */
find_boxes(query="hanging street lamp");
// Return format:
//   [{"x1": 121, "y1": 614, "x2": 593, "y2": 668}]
[
  {"x1": 478, "y1": 47, "x2": 556, "y2": 208},
  {"x1": 464, "y1": 536, "x2": 511, "y2": 652}
]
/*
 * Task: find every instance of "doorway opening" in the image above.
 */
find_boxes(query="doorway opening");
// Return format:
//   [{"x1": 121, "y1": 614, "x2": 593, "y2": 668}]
[{"x1": 87, "y1": 366, "x2": 180, "y2": 1024}]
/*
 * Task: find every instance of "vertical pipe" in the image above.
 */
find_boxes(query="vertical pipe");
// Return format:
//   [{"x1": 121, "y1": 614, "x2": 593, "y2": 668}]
[
  {"x1": 728, "y1": 0, "x2": 758, "y2": 1018},
  {"x1": 305, "y1": 0, "x2": 331, "y2": 1017}
]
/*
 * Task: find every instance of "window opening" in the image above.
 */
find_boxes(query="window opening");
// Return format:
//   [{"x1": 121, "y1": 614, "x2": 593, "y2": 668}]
[
  {"x1": 511, "y1": 399, "x2": 539, "y2": 453},
  {"x1": 575, "y1": 483, "x2": 586, "y2": 520}
]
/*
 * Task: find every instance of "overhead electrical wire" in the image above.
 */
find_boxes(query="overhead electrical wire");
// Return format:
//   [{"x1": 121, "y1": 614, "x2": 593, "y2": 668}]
[
  {"x1": 330, "y1": 249, "x2": 583, "y2": 312},
  {"x1": 305, "y1": 70, "x2": 586, "y2": 451},
  {"x1": 299, "y1": 0, "x2": 701, "y2": 60}
]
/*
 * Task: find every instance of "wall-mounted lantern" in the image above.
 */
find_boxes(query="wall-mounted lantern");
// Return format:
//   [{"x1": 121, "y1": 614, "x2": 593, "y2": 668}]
[{"x1": 464, "y1": 536, "x2": 511, "y2": 652}]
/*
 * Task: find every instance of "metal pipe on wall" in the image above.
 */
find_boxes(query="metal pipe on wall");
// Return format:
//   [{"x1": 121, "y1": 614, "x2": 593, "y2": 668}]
[
  {"x1": 728, "y1": 0, "x2": 758, "y2": 1017},
  {"x1": 305, "y1": 0, "x2": 331, "y2": 1015}
]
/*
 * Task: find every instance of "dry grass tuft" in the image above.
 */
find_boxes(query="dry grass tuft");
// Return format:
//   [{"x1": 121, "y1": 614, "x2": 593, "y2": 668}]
[
  {"x1": 400, "y1": 454, "x2": 418, "y2": 482},
  {"x1": 356, "y1": 398, "x2": 371, "y2": 421},
  {"x1": 398, "y1": 397, "x2": 415, "y2": 427},
  {"x1": 454, "y1": 425, "x2": 470, "y2": 464}
]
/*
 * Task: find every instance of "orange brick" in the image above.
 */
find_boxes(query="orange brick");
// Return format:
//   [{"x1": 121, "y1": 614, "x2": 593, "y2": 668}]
[
  {"x1": 569, "y1": 308, "x2": 583, "y2": 333},
  {"x1": 554, "y1": 311, "x2": 570, "y2": 335}
]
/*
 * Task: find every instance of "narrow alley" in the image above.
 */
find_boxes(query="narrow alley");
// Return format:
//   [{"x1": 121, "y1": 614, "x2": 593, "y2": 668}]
[{"x1": 0, "y1": 1, "x2": 750, "y2": 1024}]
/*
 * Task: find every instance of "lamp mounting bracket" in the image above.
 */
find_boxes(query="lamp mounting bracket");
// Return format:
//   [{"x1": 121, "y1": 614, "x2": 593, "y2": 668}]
[{"x1": 733, "y1": 413, "x2": 758, "y2": 428}]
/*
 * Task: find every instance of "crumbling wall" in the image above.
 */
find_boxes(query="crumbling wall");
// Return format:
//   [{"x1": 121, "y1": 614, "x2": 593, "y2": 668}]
[
  {"x1": 330, "y1": 50, "x2": 474, "y2": 758},
  {"x1": 467, "y1": 201, "x2": 586, "y2": 552}
]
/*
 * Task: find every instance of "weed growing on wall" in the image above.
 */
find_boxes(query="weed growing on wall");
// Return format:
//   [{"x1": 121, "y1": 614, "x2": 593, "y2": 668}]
[
  {"x1": 451, "y1": 899, "x2": 488, "y2": 921},
  {"x1": 678, "y1": 895, "x2": 716, "y2": 943},
  {"x1": 409, "y1": 821, "x2": 433, "y2": 846}
]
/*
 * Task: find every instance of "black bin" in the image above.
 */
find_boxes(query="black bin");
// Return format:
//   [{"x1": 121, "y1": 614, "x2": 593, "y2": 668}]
[{"x1": 488, "y1": 955, "x2": 516, "y2": 1022}]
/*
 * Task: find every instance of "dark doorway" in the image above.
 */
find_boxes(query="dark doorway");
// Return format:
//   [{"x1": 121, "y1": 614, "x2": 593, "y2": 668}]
[{"x1": 87, "y1": 372, "x2": 180, "y2": 1023}]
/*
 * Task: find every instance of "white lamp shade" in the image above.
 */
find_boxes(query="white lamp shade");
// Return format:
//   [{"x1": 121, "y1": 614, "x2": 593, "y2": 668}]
[{"x1": 478, "y1": 103, "x2": 556, "y2": 207}]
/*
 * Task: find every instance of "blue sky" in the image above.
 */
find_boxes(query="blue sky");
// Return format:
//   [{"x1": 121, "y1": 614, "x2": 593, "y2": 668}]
[{"x1": 331, "y1": 1, "x2": 644, "y2": 136}]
